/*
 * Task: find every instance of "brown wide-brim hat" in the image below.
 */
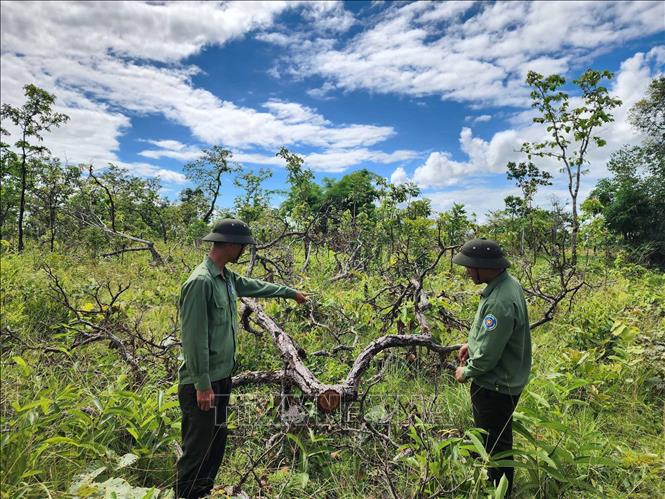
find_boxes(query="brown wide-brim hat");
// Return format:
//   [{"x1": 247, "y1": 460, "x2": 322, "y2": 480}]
[
  {"x1": 452, "y1": 238, "x2": 511, "y2": 269},
  {"x1": 201, "y1": 218, "x2": 256, "y2": 245}
]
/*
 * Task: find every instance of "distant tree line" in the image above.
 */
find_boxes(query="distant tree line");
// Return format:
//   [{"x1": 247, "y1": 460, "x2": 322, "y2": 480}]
[{"x1": 1, "y1": 75, "x2": 662, "y2": 267}]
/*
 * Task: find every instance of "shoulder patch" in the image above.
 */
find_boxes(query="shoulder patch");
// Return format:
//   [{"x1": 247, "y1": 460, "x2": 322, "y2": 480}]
[{"x1": 483, "y1": 314, "x2": 497, "y2": 331}]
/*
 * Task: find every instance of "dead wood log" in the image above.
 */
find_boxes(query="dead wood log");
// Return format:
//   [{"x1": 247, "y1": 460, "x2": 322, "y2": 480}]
[{"x1": 241, "y1": 298, "x2": 461, "y2": 413}]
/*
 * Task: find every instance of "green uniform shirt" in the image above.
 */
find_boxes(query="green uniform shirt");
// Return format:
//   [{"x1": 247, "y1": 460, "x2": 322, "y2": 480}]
[
  {"x1": 178, "y1": 256, "x2": 297, "y2": 390},
  {"x1": 461, "y1": 271, "x2": 531, "y2": 395}
]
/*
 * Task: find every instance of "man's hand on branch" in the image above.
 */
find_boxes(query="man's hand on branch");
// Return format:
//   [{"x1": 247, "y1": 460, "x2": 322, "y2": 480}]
[
  {"x1": 455, "y1": 343, "x2": 468, "y2": 383},
  {"x1": 197, "y1": 388, "x2": 215, "y2": 411},
  {"x1": 458, "y1": 343, "x2": 469, "y2": 363}
]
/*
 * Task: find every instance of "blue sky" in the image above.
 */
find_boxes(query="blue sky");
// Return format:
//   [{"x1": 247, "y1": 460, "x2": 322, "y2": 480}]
[{"x1": 1, "y1": 1, "x2": 663, "y2": 220}]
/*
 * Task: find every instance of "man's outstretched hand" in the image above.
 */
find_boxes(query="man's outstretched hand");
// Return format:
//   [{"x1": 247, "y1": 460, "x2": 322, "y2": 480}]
[{"x1": 294, "y1": 291, "x2": 309, "y2": 304}]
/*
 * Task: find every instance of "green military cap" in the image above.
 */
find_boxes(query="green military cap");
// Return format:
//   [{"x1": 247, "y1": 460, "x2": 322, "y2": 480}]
[
  {"x1": 201, "y1": 218, "x2": 256, "y2": 245},
  {"x1": 452, "y1": 238, "x2": 511, "y2": 269}
]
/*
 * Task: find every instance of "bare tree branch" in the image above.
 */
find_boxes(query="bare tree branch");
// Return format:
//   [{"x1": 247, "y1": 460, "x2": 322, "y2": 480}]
[{"x1": 241, "y1": 298, "x2": 460, "y2": 412}]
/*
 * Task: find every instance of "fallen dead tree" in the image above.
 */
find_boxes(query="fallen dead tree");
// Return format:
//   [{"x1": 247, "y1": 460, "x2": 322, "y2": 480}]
[{"x1": 234, "y1": 298, "x2": 461, "y2": 412}]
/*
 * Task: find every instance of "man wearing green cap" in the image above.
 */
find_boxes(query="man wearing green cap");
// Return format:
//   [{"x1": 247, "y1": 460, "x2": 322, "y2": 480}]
[
  {"x1": 452, "y1": 238, "x2": 531, "y2": 495},
  {"x1": 175, "y1": 219, "x2": 308, "y2": 498}
]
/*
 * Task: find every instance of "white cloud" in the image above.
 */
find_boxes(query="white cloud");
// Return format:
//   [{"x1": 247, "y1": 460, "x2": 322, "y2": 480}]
[
  {"x1": 138, "y1": 140, "x2": 203, "y2": 162},
  {"x1": 278, "y1": 1, "x2": 663, "y2": 106},
  {"x1": 116, "y1": 162, "x2": 188, "y2": 184},
  {"x1": 466, "y1": 114, "x2": 492, "y2": 124},
  {"x1": 426, "y1": 187, "x2": 516, "y2": 218},
  {"x1": 390, "y1": 166, "x2": 409, "y2": 185},
  {"x1": 0, "y1": 1, "x2": 297, "y2": 63},
  {"x1": 396, "y1": 126, "x2": 523, "y2": 189},
  {"x1": 1, "y1": 50, "x2": 398, "y2": 174},
  {"x1": 393, "y1": 46, "x2": 663, "y2": 192},
  {"x1": 417, "y1": 1, "x2": 476, "y2": 23},
  {"x1": 262, "y1": 100, "x2": 330, "y2": 126},
  {"x1": 412, "y1": 152, "x2": 469, "y2": 188},
  {"x1": 303, "y1": 148, "x2": 417, "y2": 173},
  {"x1": 302, "y1": 1, "x2": 356, "y2": 34},
  {"x1": 1, "y1": 0, "x2": 405, "y2": 179},
  {"x1": 236, "y1": 148, "x2": 418, "y2": 173}
]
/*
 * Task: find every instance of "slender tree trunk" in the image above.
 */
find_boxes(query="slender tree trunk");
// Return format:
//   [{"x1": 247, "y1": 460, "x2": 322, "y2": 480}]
[
  {"x1": 18, "y1": 146, "x2": 27, "y2": 253},
  {"x1": 202, "y1": 172, "x2": 222, "y2": 223},
  {"x1": 571, "y1": 193, "x2": 578, "y2": 268},
  {"x1": 302, "y1": 239, "x2": 311, "y2": 272},
  {"x1": 49, "y1": 202, "x2": 56, "y2": 252}
]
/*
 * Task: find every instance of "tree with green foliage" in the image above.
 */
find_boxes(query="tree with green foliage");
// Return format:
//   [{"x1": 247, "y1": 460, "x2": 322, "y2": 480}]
[
  {"x1": 233, "y1": 168, "x2": 274, "y2": 224},
  {"x1": 579, "y1": 196, "x2": 615, "y2": 262},
  {"x1": 506, "y1": 161, "x2": 553, "y2": 212},
  {"x1": 321, "y1": 169, "x2": 381, "y2": 223},
  {"x1": 277, "y1": 147, "x2": 323, "y2": 227},
  {"x1": 184, "y1": 146, "x2": 238, "y2": 223},
  {"x1": 32, "y1": 160, "x2": 82, "y2": 251},
  {"x1": 438, "y1": 203, "x2": 474, "y2": 269},
  {"x1": 505, "y1": 161, "x2": 552, "y2": 254},
  {"x1": 175, "y1": 187, "x2": 210, "y2": 242},
  {"x1": 1, "y1": 84, "x2": 69, "y2": 251},
  {"x1": 522, "y1": 70, "x2": 621, "y2": 268},
  {"x1": 375, "y1": 179, "x2": 420, "y2": 254},
  {"x1": 628, "y1": 75, "x2": 664, "y2": 162},
  {"x1": 439, "y1": 203, "x2": 474, "y2": 247},
  {"x1": 0, "y1": 126, "x2": 20, "y2": 237},
  {"x1": 587, "y1": 77, "x2": 664, "y2": 266}
]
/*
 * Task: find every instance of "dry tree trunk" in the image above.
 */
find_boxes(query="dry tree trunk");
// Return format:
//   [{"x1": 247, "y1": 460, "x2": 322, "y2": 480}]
[{"x1": 236, "y1": 298, "x2": 460, "y2": 413}]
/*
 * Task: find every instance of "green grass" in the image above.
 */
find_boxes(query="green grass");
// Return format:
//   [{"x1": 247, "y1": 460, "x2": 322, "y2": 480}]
[{"x1": 1, "y1": 247, "x2": 664, "y2": 498}]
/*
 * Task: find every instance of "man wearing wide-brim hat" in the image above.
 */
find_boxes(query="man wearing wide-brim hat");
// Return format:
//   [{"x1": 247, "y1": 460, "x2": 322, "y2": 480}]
[
  {"x1": 175, "y1": 219, "x2": 308, "y2": 498},
  {"x1": 452, "y1": 238, "x2": 531, "y2": 496}
]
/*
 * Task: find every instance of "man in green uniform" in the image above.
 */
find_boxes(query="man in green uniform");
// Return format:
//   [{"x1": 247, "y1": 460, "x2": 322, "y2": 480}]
[
  {"x1": 175, "y1": 219, "x2": 308, "y2": 498},
  {"x1": 452, "y1": 238, "x2": 531, "y2": 495}
]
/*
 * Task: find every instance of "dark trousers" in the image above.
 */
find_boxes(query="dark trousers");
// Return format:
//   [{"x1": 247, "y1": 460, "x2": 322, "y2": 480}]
[
  {"x1": 470, "y1": 382, "x2": 521, "y2": 495},
  {"x1": 175, "y1": 378, "x2": 232, "y2": 499}
]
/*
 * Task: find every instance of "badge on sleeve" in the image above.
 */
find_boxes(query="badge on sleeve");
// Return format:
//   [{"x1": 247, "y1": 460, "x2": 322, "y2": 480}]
[{"x1": 483, "y1": 314, "x2": 497, "y2": 331}]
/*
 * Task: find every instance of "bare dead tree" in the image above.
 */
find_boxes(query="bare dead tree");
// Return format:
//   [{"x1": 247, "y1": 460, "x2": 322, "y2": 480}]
[
  {"x1": 88, "y1": 164, "x2": 116, "y2": 232},
  {"x1": 70, "y1": 166, "x2": 164, "y2": 265},
  {"x1": 36, "y1": 265, "x2": 181, "y2": 383},
  {"x1": 72, "y1": 210, "x2": 163, "y2": 265},
  {"x1": 364, "y1": 223, "x2": 461, "y2": 337},
  {"x1": 236, "y1": 298, "x2": 461, "y2": 413}
]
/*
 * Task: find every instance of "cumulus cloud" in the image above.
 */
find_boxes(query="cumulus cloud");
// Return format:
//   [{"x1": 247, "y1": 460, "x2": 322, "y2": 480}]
[
  {"x1": 390, "y1": 167, "x2": 410, "y2": 185},
  {"x1": 394, "y1": 47, "x2": 664, "y2": 190},
  {"x1": 412, "y1": 152, "x2": 468, "y2": 188}
]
